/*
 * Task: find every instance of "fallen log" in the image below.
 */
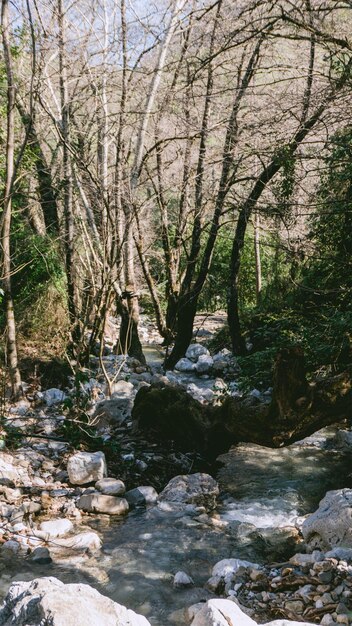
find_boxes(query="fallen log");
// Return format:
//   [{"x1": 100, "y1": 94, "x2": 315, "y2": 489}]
[{"x1": 132, "y1": 348, "x2": 351, "y2": 458}]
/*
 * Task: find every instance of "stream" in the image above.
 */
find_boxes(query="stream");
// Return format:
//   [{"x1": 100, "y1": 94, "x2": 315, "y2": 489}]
[{"x1": 0, "y1": 427, "x2": 350, "y2": 625}]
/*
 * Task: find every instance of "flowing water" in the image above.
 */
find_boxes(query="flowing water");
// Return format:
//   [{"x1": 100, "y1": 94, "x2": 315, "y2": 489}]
[{"x1": 0, "y1": 428, "x2": 350, "y2": 625}]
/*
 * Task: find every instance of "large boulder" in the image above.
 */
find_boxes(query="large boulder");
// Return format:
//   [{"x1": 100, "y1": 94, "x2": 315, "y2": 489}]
[
  {"x1": 159, "y1": 473, "x2": 219, "y2": 511},
  {"x1": 67, "y1": 451, "x2": 107, "y2": 485},
  {"x1": 0, "y1": 577, "x2": 151, "y2": 626},
  {"x1": 302, "y1": 489, "x2": 352, "y2": 550}
]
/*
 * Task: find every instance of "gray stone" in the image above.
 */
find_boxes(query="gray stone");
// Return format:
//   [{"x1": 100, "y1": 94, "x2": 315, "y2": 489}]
[
  {"x1": 109, "y1": 380, "x2": 135, "y2": 398},
  {"x1": 302, "y1": 489, "x2": 352, "y2": 550},
  {"x1": 175, "y1": 357, "x2": 196, "y2": 372},
  {"x1": 95, "y1": 478, "x2": 126, "y2": 496},
  {"x1": 195, "y1": 355, "x2": 214, "y2": 373},
  {"x1": 42, "y1": 388, "x2": 67, "y2": 407},
  {"x1": 29, "y1": 546, "x2": 52, "y2": 564},
  {"x1": 186, "y1": 344, "x2": 210, "y2": 362},
  {"x1": 67, "y1": 451, "x2": 107, "y2": 485},
  {"x1": 159, "y1": 473, "x2": 219, "y2": 511},
  {"x1": 77, "y1": 494, "x2": 129, "y2": 515},
  {"x1": 0, "y1": 577, "x2": 151, "y2": 625},
  {"x1": 2, "y1": 540, "x2": 20, "y2": 555},
  {"x1": 92, "y1": 397, "x2": 133, "y2": 428},
  {"x1": 125, "y1": 486, "x2": 158, "y2": 507},
  {"x1": 173, "y1": 571, "x2": 194, "y2": 588},
  {"x1": 334, "y1": 430, "x2": 352, "y2": 450}
]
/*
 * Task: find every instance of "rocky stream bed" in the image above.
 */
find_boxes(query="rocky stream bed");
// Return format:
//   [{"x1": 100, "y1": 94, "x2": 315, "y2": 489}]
[{"x1": 0, "y1": 316, "x2": 351, "y2": 626}]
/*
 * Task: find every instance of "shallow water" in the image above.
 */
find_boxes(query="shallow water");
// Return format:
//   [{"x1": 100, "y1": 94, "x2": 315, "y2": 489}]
[{"x1": 0, "y1": 428, "x2": 350, "y2": 625}]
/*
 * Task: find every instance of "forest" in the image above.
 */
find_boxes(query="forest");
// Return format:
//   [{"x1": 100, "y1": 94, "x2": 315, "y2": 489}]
[{"x1": 0, "y1": 1, "x2": 351, "y2": 626}]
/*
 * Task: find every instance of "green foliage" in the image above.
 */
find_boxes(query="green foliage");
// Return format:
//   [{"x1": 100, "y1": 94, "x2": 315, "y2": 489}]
[
  {"x1": 5, "y1": 224, "x2": 68, "y2": 340},
  {"x1": 302, "y1": 127, "x2": 352, "y2": 307}
]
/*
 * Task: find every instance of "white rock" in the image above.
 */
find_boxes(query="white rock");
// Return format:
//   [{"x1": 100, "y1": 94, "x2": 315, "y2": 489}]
[
  {"x1": 191, "y1": 599, "x2": 316, "y2": 626},
  {"x1": 173, "y1": 571, "x2": 194, "y2": 588},
  {"x1": 175, "y1": 358, "x2": 196, "y2": 372},
  {"x1": 302, "y1": 489, "x2": 352, "y2": 550},
  {"x1": 0, "y1": 577, "x2": 151, "y2": 625},
  {"x1": 95, "y1": 478, "x2": 126, "y2": 496},
  {"x1": 212, "y1": 558, "x2": 259, "y2": 583},
  {"x1": 67, "y1": 451, "x2": 107, "y2": 485},
  {"x1": 195, "y1": 355, "x2": 214, "y2": 373},
  {"x1": 53, "y1": 532, "x2": 102, "y2": 552},
  {"x1": 39, "y1": 519, "x2": 73, "y2": 538},
  {"x1": 77, "y1": 494, "x2": 129, "y2": 515},
  {"x1": 42, "y1": 388, "x2": 67, "y2": 407},
  {"x1": 186, "y1": 344, "x2": 210, "y2": 362},
  {"x1": 0, "y1": 452, "x2": 22, "y2": 485},
  {"x1": 192, "y1": 598, "x2": 256, "y2": 626}
]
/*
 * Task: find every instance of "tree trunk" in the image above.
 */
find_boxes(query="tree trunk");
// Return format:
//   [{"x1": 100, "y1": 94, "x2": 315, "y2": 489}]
[
  {"x1": 16, "y1": 102, "x2": 59, "y2": 234},
  {"x1": 58, "y1": 0, "x2": 80, "y2": 348},
  {"x1": 117, "y1": 291, "x2": 146, "y2": 365},
  {"x1": 164, "y1": 294, "x2": 197, "y2": 369},
  {"x1": 254, "y1": 211, "x2": 262, "y2": 305},
  {"x1": 1, "y1": 0, "x2": 22, "y2": 397}
]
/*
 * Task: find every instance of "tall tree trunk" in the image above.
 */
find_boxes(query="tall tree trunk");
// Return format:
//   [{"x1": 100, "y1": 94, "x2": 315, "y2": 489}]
[
  {"x1": 1, "y1": 0, "x2": 22, "y2": 397},
  {"x1": 118, "y1": 0, "x2": 186, "y2": 361},
  {"x1": 58, "y1": 0, "x2": 79, "y2": 348},
  {"x1": 16, "y1": 102, "x2": 59, "y2": 234},
  {"x1": 254, "y1": 212, "x2": 262, "y2": 305}
]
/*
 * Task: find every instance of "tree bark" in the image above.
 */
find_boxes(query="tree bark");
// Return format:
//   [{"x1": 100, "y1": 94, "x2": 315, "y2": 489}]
[
  {"x1": 1, "y1": 0, "x2": 22, "y2": 398},
  {"x1": 58, "y1": 0, "x2": 80, "y2": 348},
  {"x1": 16, "y1": 101, "x2": 59, "y2": 234}
]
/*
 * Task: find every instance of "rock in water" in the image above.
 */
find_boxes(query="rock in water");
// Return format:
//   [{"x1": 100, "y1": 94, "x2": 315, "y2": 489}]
[
  {"x1": 0, "y1": 577, "x2": 152, "y2": 625},
  {"x1": 159, "y1": 473, "x2": 219, "y2": 511},
  {"x1": 302, "y1": 489, "x2": 352, "y2": 550},
  {"x1": 77, "y1": 494, "x2": 129, "y2": 515},
  {"x1": 125, "y1": 486, "x2": 158, "y2": 507},
  {"x1": 173, "y1": 571, "x2": 194, "y2": 588},
  {"x1": 67, "y1": 451, "x2": 107, "y2": 485}
]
